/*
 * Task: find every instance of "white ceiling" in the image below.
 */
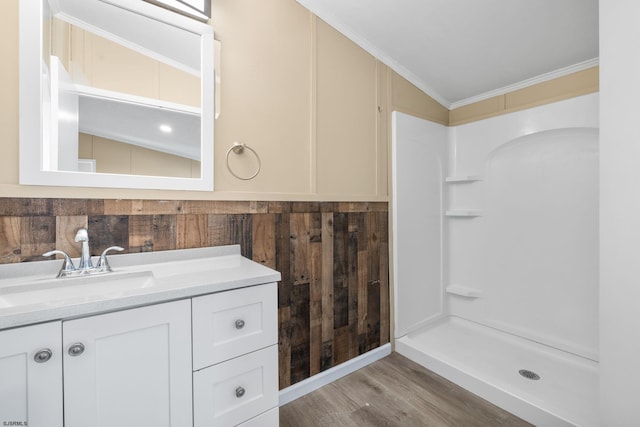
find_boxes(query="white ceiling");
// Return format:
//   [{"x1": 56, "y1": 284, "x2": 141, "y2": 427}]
[{"x1": 296, "y1": 0, "x2": 599, "y2": 108}]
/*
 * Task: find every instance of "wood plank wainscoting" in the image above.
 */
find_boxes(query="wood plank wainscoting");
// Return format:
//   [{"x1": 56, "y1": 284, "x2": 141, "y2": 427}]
[{"x1": 0, "y1": 198, "x2": 390, "y2": 389}]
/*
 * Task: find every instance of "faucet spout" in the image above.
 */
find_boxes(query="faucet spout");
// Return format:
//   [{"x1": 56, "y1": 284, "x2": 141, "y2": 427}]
[
  {"x1": 44, "y1": 228, "x2": 121, "y2": 278},
  {"x1": 74, "y1": 228, "x2": 93, "y2": 270}
]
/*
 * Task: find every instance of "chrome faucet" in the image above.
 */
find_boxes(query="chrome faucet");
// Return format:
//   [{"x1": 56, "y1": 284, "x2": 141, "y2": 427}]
[
  {"x1": 43, "y1": 228, "x2": 124, "y2": 278},
  {"x1": 74, "y1": 228, "x2": 93, "y2": 270}
]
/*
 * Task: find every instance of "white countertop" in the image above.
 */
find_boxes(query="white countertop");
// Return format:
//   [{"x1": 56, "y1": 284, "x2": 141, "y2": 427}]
[{"x1": 0, "y1": 245, "x2": 281, "y2": 330}]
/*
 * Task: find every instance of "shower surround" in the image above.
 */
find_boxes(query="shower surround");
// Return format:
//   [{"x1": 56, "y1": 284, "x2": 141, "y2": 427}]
[{"x1": 393, "y1": 93, "x2": 599, "y2": 426}]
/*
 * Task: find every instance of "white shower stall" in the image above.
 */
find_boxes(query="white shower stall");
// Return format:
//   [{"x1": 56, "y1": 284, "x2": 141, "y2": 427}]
[{"x1": 392, "y1": 93, "x2": 599, "y2": 427}]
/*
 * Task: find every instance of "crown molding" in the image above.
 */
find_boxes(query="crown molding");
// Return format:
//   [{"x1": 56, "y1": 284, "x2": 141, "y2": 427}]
[{"x1": 449, "y1": 58, "x2": 600, "y2": 110}]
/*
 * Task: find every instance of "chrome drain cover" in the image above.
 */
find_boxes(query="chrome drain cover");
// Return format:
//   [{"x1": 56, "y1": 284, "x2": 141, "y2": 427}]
[{"x1": 518, "y1": 369, "x2": 541, "y2": 380}]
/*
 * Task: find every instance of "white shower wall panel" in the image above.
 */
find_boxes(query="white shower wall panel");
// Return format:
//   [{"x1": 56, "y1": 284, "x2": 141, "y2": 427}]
[
  {"x1": 450, "y1": 94, "x2": 599, "y2": 175},
  {"x1": 447, "y1": 93, "x2": 599, "y2": 360},
  {"x1": 392, "y1": 112, "x2": 447, "y2": 337}
]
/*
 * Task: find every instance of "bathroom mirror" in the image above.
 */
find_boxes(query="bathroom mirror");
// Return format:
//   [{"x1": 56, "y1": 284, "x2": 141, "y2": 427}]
[{"x1": 19, "y1": 0, "x2": 214, "y2": 191}]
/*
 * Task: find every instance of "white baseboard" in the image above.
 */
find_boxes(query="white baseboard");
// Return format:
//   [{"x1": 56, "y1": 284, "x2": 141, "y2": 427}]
[{"x1": 279, "y1": 343, "x2": 392, "y2": 406}]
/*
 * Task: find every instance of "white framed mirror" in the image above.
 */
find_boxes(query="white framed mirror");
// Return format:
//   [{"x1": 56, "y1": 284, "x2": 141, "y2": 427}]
[{"x1": 19, "y1": 0, "x2": 214, "y2": 191}]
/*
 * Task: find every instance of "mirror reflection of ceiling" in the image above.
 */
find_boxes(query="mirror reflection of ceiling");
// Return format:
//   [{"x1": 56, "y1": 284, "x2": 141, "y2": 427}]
[
  {"x1": 296, "y1": 0, "x2": 599, "y2": 108},
  {"x1": 79, "y1": 91, "x2": 201, "y2": 161},
  {"x1": 50, "y1": 0, "x2": 203, "y2": 164}
]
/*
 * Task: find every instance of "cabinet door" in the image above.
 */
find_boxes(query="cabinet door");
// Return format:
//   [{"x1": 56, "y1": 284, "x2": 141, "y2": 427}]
[
  {"x1": 63, "y1": 300, "x2": 192, "y2": 427},
  {"x1": 0, "y1": 322, "x2": 63, "y2": 427}
]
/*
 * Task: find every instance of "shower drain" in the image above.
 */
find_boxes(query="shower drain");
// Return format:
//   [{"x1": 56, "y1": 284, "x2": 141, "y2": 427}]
[{"x1": 518, "y1": 369, "x2": 541, "y2": 380}]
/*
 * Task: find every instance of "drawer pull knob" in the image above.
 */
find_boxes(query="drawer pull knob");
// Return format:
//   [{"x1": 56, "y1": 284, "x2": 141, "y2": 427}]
[
  {"x1": 235, "y1": 386, "x2": 246, "y2": 398},
  {"x1": 34, "y1": 348, "x2": 52, "y2": 363},
  {"x1": 68, "y1": 343, "x2": 85, "y2": 357},
  {"x1": 235, "y1": 319, "x2": 245, "y2": 330}
]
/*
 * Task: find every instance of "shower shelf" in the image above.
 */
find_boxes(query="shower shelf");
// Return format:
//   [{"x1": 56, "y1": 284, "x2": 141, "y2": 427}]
[
  {"x1": 445, "y1": 285, "x2": 482, "y2": 298},
  {"x1": 445, "y1": 209, "x2": 482, "y2": 217},
  {"x1": 445, "y1": 175, "x2": 482, "y2": 183}
]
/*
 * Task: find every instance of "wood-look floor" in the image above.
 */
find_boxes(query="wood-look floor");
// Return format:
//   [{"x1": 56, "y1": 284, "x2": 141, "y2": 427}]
[{"x1": 279, "y1": 352, "x2": 533, "y2": 427}]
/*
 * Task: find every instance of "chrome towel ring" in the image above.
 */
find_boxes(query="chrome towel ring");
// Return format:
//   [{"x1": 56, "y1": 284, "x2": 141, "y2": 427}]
[{"x1": 225, "y1": 142, "x2": 261, "y2": 180}]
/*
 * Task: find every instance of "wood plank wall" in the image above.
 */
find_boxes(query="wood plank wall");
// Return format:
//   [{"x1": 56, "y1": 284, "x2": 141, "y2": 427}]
[{"x1": 0, "y1": 198, "x2": 390, "y2": 389}]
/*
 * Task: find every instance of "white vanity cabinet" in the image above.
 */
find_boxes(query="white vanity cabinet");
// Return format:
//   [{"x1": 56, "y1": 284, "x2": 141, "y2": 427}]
[
  {"x1": 0, "y1": 322, "x2": 63, "y2": 427},
  {"x1": 63, "y1": 299, "x2": 193, "y2": 427},
  {"x1": 192, "y1": 282, "x2": 279, "y2": 426},
  {"x1": 0, "y1": 245, "x2": 281, "y2": 427}
]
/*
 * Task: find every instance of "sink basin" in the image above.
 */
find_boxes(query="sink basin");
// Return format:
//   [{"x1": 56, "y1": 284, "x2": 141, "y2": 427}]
[
  {"x1": 0, "y1": 252, "x2": 240, "y2": 311},
  {"x1": 0, "y1": 270, "x2": 155, "y2": 309},
  {"x1": 0, "y1": 245, "x2": 281, "y2": 330}
]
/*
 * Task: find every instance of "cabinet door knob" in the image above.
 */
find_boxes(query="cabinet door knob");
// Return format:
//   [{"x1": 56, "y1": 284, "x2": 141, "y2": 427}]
[
  {"x1": 68, "y1": 342, "x2": 85, "y2": 357},
  {"x1": 235, "y1": 319, "x2": 245, "y2": 330},
  {"x1": 34, "y1": 348, "x2": 52, "y2": 363},
  {"x1": 235, "y1": 386, "x2": 246, "y2": 398}
]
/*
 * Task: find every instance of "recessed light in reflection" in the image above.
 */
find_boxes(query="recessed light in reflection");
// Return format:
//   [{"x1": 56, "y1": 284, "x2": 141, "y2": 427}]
[{"x1": 159, "y1": 124, "x2": 173, "y2": 133}]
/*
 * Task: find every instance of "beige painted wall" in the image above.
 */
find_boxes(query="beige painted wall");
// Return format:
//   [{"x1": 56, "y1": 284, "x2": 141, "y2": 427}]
[
  {"x1": 65, "y1": 24, "x2": 200, "y2": 107},
  {"x1": 79, "y1": 135, "x2": 200, "y2": 178},
  {"x1": 449, "y1": 67, "x2": 599, "y2": 125},
  {"x1": 315, "y1": 18, "x2": 377, "y2": 196},
  {"x1": 211, "y1": 0, "x2": 313, "y2": 196},
  {"x1": 0, "y1": 0, "x2": 595, "y2": 201},
  {"x1": 0, "y1": 0, "x2": 19, "y2": 194},
  {"x1": 2, "y1": 0, "x2": 438, "y2": 201}
]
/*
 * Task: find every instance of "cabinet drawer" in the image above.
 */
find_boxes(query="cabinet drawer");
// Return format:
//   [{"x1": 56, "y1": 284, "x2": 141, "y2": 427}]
[
  {"x1": 192, "y1": 282, "x2": 277, "y2": 369},
  {"x1": 237, "y1": 407, "x2": 279, "y2": 427},
  {"x1": 193, "y1": 345, "x2": 278, "y2": 427}
]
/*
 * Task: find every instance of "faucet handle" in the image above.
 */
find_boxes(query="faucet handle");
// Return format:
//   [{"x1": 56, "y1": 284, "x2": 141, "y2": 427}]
[
  {"x1": 96, "y1": 246, "x2": 124, "y2": 271},
  {"x1": 43, "y1": 250, "x2": 76, "y2": 277}
]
